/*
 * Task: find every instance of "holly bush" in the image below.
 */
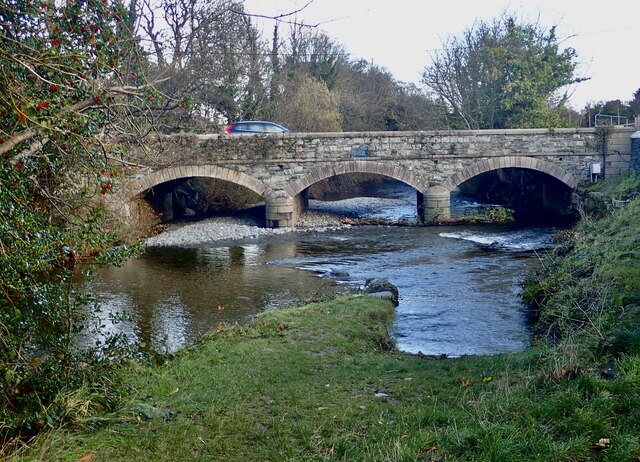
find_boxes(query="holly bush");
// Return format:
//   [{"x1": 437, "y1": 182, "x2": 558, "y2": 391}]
[{"x1": 1, "y1": 0, "x2": 156, "y2": 443}]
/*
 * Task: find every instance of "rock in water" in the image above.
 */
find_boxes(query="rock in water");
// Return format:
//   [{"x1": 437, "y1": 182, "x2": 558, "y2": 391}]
[{"x1": 363, "y1": 278, "x2": 399, "y2": 306}]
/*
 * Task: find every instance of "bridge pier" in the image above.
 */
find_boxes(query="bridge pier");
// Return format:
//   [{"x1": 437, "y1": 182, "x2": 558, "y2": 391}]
[
  {"x1": 421, "y1": 186, "x2": 451, "y2": 223},
  {"x1": 265, "y1": 192, "x2": 308, "y2": 228}
]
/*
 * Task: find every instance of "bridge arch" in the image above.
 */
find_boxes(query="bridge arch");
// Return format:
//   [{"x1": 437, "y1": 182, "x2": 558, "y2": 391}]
[
  {"x1": 108, "y1": 165, "x2": 274, "y2": 225},
  {"x1": 123, "y1": 164, "x2": 274, "y2": 200},
  {"x1": 422, "y1": 156, "x2": 580, "y2": 223},
  {"x1": 284, "y1": 160, "x2": 427, "y2": 197},
  {"x1": 442, "y1": 156, "x2": 579, "y2": 191}
]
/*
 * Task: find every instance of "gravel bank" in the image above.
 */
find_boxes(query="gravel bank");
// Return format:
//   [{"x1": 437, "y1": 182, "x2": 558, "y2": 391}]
[
  {"x1": 144, "y1": 213, "x2": 345, "y2": 247},
  {"x1": 145, "y1": 196, "x2": 412, "y2": 248}
]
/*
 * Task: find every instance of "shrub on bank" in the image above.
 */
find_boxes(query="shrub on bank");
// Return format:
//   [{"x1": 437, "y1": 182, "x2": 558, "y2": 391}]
[
  {"x1": 6, "y1": 174, "x2": 640, "y2": 461},
  {"x1": 524, "y1": 174, "x2": 640, "y2": 357}
]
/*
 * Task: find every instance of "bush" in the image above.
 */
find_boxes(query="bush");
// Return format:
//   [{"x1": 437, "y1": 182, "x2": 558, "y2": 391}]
[
  {"x1": 0, "y1": 0, "x2": 152, "y2": 444},
  {"x1": 523, "y1": 174, "x2": 640, "y2": 352}
]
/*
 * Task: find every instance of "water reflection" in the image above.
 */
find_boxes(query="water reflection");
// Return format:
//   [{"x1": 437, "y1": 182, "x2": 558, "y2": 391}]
[
  {"x1": 85, "y1": 242, "x2": 346, "y2": 352},
  {"x1": 85, "y1": 223, "x2": 549, "y2": 357},
  {"x1": 83, "y1": 183, "x2": 557, "y2": 357}
]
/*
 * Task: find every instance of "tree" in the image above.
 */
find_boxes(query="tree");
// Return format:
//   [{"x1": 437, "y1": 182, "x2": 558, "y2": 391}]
[
  {"x1": 139, "y1": 0, "x2": 270, "y2": 129},
  {"x1": 273, "y1": 75, "x2": 341, "y2": 131},
  {"x1": 0, "y1": 0, "x2": 161, "y2": 441},
  {"x1": 266, "y1": 24, "x2": 346, "y2": 122},
  {"x1": 422, "y1": 12, "x2": 585, "y2": 129},
  {"x1": 281, "y1": 24, "x2": 344, "y2": 90},
  {"x1": 335, "y1": 60, "x2": 444, "y2": 131},
  {"x1": 628, "y1": 88, "x2": 640, "y2": 119}
]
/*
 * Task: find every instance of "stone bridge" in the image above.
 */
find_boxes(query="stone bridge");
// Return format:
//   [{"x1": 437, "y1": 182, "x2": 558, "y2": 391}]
[{"x1": 110, "y1": 127, "x2": 636, "y2": 227}]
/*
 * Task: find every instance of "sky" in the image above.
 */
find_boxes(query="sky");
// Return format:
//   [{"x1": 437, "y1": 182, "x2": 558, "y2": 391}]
[{"x1": 243, "y1": 0, "x2": 640, "y2": 110}]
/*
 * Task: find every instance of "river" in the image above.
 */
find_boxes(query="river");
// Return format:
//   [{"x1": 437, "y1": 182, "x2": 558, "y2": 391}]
[{"x1": 84, "y1": 183, "x2": 561, "y2": 357}]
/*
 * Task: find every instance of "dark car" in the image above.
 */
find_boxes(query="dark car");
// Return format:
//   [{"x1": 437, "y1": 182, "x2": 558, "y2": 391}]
[{"x1": 224, "y1": 121, "x2": 290, "y2": 134}]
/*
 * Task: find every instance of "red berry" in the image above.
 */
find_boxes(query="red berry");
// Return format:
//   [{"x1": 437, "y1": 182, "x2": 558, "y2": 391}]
[
  {"x1": 36, "y1": 101, "x2": 50, "y2": 111},
  {"x1": 100, "y1": 168, "x2": 107, "y2": 174},
  {"x1": 50, "y1": 84, "x2": 58, "y2": 92}
]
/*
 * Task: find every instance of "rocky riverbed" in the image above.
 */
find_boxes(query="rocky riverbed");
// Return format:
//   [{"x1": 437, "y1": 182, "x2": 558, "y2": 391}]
[{"x1": 145, "y1": 196, "x2": 413, "y2": 248}]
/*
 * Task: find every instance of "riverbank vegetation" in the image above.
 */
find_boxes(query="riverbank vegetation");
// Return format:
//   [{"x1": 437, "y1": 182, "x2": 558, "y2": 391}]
[
  {"x1": 0, "y1": 1, "x2": 160, "y2": 448},
  {"x1": 2, "y1": 0, "x2": 639, "y2": 457},
  {"x1": 7, "y1": 174, "x2": 640, "y2": 461}
]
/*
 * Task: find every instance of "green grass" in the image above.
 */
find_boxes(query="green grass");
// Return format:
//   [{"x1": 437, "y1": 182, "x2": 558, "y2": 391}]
[
  {"x1": 8, "y1": 294, "x2": 640, "y2": 461},
  {"x1": 8, "y1": 174, "x2": 640, "y2": 461}
]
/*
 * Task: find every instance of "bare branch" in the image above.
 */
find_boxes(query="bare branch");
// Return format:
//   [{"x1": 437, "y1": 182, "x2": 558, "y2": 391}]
[
  {"x1": 230, "y1": 1, "x2": 322, "y2": 28},
  {"x1": 0, "y1": 78, "x2": 170, "y2": 158}
]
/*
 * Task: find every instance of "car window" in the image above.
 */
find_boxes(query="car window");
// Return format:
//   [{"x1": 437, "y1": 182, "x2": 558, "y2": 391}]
[
  {"x1": 227, "y1": 121, "x2": 289, "y2": 133},
  {"x1": 263, "y1": 124, "x2": 281, "y2": 132}
]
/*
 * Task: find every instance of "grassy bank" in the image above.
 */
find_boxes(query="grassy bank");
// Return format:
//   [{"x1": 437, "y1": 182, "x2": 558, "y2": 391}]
[
  {"x1": 9, "y1": 176, "x2": 640, "y2": 461},
  {"x1": 8, "y1": 299, "x2": 640, "y2": 461}
]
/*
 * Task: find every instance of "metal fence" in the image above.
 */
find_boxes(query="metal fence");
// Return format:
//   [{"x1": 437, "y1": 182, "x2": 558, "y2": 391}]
[{"x1": 594, "y1": 114, "x2": 635, "y2": 127}]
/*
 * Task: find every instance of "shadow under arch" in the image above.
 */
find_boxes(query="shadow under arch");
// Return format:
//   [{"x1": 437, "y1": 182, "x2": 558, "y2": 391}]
[
  {"x1": 107, "y1": 165, "x2": 274, "y2": 227},
  {"x1": 284, "y1": 160, "x2": 427, "y2": 197},
  {"x1": 442, "y1": 156, "x2": 580, "y2": 191},
  {"x1": 420, "y1": 156, "x2": 580, "y2": 223}
]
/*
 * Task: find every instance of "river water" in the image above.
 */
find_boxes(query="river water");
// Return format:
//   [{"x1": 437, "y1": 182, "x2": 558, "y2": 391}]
[{"x1": 85, "y1": 183, "x2": 561, "y2": 357}]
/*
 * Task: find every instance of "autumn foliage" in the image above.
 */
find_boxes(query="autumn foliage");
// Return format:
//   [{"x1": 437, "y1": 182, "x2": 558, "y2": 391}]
[{"x1": 0, "y1": 0, "x2": 154, "y2": 442}]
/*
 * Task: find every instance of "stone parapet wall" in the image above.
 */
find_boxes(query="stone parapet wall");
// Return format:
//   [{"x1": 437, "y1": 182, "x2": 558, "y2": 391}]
[
  {"x1": 606, "y1": 127, "x2": 635, "y2": 175},
  {"x1": 111, "y1": 127, "x2": 634, "y2": 226},
  {"x1": 127, "y1": 128, "x2": 608, "y2": 190}
]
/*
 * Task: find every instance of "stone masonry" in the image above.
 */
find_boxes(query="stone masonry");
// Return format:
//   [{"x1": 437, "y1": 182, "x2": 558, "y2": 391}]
[{"x1": 109, "y1": 127, "x2": 636, "y2": 227}]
